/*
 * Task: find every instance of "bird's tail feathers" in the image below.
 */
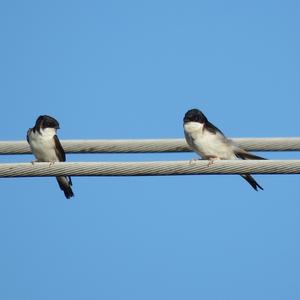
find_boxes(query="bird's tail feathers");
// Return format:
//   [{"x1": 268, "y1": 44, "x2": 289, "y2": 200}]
[
  {"x1": 56, "y1": 176, "x2": 74, "y2": 199},
  {"x1": 241, "y1": 174, "x2": 263, "y2": 191}
]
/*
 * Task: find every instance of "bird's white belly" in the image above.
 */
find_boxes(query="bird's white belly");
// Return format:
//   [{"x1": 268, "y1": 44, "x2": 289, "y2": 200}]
[
  {"x1": 28, "y1": 131, "x2": 58, "y2": 162},
  {"x1": 184, "y1": 122, "x2": 235, "y2": 159},
  {"x1": 193, "y1": 134, "x2": 231, "y2": 159}
]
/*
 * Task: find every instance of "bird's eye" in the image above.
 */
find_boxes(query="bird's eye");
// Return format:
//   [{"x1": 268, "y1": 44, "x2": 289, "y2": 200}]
[{"x1": 46, "y1": 121, "x2": 55, "y2": 128}]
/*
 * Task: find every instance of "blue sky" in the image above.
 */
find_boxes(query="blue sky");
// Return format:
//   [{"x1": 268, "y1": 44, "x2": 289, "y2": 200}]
[{"x1": 0, "y1": 1, "x2": 300, "y2": 299}]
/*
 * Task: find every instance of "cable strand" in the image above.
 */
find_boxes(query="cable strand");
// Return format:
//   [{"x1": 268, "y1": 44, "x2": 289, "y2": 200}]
[
  {"x1": 0, "y1": 160, "x2": 299, "y2": 177},
  {"x1": 0, "y1": 138, "x2": 300, "y2": 154}
]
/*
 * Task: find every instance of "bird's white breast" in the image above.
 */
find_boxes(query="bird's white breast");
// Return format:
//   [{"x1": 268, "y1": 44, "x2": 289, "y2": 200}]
[
  {"x1": 28, "y1": 128, "x2": 59, "y2": 162},
  {"x1": 184, "y1": 121, "x2": 235, "y2": 159}
]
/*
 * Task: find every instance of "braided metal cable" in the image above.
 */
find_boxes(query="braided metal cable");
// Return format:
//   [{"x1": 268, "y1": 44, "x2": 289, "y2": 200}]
[
  {"x1": 0, "y1": 160, "x2": 299, "y2": 177},
  {"x1": 0, "y1": 138, "x2": 300, "y2": 154}
]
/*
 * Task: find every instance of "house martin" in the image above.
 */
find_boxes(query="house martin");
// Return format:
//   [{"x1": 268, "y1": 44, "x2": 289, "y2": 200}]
[
  {"x1": 183, "y1": 109, "x2": 264, "y2": 191},
  {"x1": 27, "y1": 115, "x2": 74, "y2": 199}
]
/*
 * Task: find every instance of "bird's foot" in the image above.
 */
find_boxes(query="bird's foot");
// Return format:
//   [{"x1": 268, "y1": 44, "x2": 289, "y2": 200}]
[
  {"x1": 189, "y1": 158, "x2": 200, "y2": 165},
  {"x1": 31, "y1": 159, "x2": 38, "y2": 165},
  {"x1": 49, "y1": 161, "x2": 56, "y2": 167},
  {"x1": 207, "y1": 157, "x2": 218, "y2": 167}
]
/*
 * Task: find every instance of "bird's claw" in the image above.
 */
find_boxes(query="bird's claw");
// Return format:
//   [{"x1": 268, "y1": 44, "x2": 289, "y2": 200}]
[
  {"x1": 207, "y1": 158, "x2": 218, "y2": 167},
  {"x1": 49, "y1": 161, "x2": 56, "y2": 167},
  {"x1": 189, "y1": 158, "x2": 200, "y2": 165},
  {"x1": 207, "y1": 160, "x2": 214, "y2": 167}
]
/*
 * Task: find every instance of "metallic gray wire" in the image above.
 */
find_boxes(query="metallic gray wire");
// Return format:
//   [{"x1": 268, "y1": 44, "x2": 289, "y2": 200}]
[
  {"x1": 0, "y1": 160, "x2": 300, "y2": 177},
  {"x1": 1, "y1": 138, "x2": 300, "y2": 154}
]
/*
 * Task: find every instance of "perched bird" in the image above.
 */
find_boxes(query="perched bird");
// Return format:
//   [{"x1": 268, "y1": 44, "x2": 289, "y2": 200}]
[
  {"x1": 183, "y1": 109, "x2": 265, "y2": 191},
  {"x1": 27, "y1": 115, "x2": 74, "y2": 199}
]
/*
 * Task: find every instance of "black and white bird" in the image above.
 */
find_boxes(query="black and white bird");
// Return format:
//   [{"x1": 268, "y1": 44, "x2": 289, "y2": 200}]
[
  {"x1": 27, "y1": 115, "x2": 74, "y2": 199},
  {"x1": 183, "y1": 109, "x2": 265, "y2": 191}
]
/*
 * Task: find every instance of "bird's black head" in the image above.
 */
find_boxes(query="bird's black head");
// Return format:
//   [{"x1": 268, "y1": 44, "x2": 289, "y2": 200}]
[
  {"x1": 34, "y1": 115, "x2": 60, "y2": 130},
  {"x1": 183, "y1": 109, "x2": 208, "y2": 124}
]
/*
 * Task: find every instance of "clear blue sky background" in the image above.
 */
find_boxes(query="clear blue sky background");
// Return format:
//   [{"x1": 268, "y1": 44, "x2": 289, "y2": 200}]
[{"x1": 0, "y1": 1, "x2": 299, "y2": 299}]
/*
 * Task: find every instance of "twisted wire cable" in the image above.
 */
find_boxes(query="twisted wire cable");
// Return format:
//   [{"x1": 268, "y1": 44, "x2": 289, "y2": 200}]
[
  {"x1": 0, "y1": 138, "x2": 300, "y2": 154},
  {"x1": 0, "y1": 160, "x2": 299, "y2": 178}
]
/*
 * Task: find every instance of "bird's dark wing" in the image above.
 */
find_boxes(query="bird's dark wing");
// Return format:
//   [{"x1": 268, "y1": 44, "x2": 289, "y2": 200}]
[
  {"x1": 54, "y1": 135, "x2": 66, "y2": 162},
  {"x1": 234, "y1": 147, "x2": 266, "y2": 160},
  {"x1": 204, "y1": 120, "x2": 226, "y2": 136},
  {"x1": 26, "y1": 128, "x2": 32, "y2": 144}
]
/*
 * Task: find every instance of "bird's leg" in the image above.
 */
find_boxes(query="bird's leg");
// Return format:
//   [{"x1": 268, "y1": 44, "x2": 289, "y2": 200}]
[
  {"x1": 189, "y1": 157, "x2": 201, "y2": 165},
  {"x1": 206, "y1": 156, "x2": 219, "y2": 167},
  {"x1": 49, "y1": 161, "x2": 56, "y2": 167}
]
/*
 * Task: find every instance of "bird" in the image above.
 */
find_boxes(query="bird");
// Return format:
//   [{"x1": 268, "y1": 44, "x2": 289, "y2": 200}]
[
  {"x1": 183, "y1": 108, "x2": 265, "y2": 191},
  {"x1": 27, "y1": 115, "x2": 74, "y2": 199}
]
